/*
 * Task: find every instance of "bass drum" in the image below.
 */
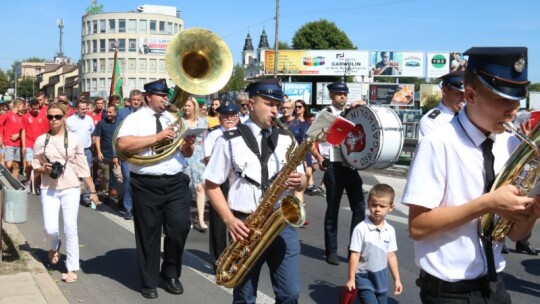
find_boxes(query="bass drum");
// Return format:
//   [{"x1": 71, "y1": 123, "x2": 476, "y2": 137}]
[{"x1": 340, "y1": 105, "x2": 404, "y2": 170}]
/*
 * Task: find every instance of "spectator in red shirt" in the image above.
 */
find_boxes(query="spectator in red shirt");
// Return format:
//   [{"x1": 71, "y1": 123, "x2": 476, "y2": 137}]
[
  {"x1": 22, "y1": 98, "x2": 48, "y2": 190},
  {"x1": 0, "y1": 98, "x2": 25, "y2": 178},
  {"x1": 0, "y1": 103, "x2": 7, "y2": 166},
  {"x1": 36, "y1": 91, "x2": 49, "y2": 120},
  {"x1": 58, "y1": 93, "x2": 75, "y2": 117},
  {"x1": 87, "y1": 101, "x2": 101, "y2": 127},
  {"x1": 94, "y1": 97, "x2": 105, "y2": 118}
]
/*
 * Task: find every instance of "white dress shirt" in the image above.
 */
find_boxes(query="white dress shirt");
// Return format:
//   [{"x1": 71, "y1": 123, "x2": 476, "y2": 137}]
[{"x1": 116, "y1": 107, "x2": 186, "y2": 175}]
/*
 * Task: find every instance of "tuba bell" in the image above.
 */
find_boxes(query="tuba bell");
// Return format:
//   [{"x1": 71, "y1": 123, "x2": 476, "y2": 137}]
[
  {"x1": 479, "y1": 122, "x2": 540, "y2": 242},
  {"x1": 114, "y1": 28, "x2": 233, "y2": 165}
]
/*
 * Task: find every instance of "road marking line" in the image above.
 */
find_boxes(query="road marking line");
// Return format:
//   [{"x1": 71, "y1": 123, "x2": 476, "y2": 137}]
[{"x1": 96, "y1": 204, "x2": 275, "y2": 303}]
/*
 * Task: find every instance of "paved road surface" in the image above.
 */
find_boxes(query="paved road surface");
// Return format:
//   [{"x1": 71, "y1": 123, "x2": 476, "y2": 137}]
[{"x1": 16, "y1": 171, "x2": 540, "y2": 303}]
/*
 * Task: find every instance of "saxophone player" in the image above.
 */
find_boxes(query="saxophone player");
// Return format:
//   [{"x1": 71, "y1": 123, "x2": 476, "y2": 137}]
[
  {"x1": 204, "y1": 78, "x2": 306, "y2": 303},
  {"x1": 402, "y1": 47, "x2": 540, "y2": 303}
]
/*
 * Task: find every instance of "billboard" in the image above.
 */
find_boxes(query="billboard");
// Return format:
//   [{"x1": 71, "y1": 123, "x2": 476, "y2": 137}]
[
  {"x1": 282, "y1": 82, "x2": 312, "y2": 104},
  {"x1": 371, "y1": 51, "x2": 425, "y2": 77},
  {"x1": 426, "y1": 52, "x2": 468, "y2": 78},
  {"x1": 139, "y1": 37, "x2": 171, "y2": 55},
  {"x1": 368, "y1": 83, "x2": 415, "y2": 106},
  {"x1": 419, "y1": 84, "x2": 442, "y2": 107},
  {"x1": 316, "y1": 82, "x2": 365, "y2": 105},
  {"x1": 264, "y1": 50, "x2": 370, "y2": 76}
]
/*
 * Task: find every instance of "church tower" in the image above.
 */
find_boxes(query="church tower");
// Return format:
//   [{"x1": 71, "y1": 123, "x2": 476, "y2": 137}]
[
  {"x1": 257, "y1": 29, "x2": 270, "y2": 66},
  {"x1": 242, "y1": 33, "x2": 255, "y2": 68}
]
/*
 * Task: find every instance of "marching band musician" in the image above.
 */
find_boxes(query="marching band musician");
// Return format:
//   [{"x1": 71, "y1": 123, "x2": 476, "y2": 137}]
[
  {"x1": 311, "y1": 80, "x2": 366, "y2": 266},
  {"x1": 116, "y1": 79, "x2": 196, "y2": 299},
  {"x1": 418, "y1": 70, "x2": 465, "y2": 140},
  {"x1": 204, "y1": 78, "x2": 306, "y2": 303},
  {"x1": 402, "y1": 47, "x2": 540, "y2": 303}
]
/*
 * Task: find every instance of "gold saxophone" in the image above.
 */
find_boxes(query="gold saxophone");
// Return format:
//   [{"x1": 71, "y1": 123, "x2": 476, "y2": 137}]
[
  {"x1": 215, "y1": 119, "x2": 325, "y2": 288},
  {"x1": 479, "y1": 122, "x2": 540, "y2": 242}
]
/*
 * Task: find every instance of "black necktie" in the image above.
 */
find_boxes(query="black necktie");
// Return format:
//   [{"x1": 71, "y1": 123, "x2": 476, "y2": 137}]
[
  {"x1": 481, "y1": 137, "x2": 497, "y2": 282},
  {"x1": 154, "y1": 113, "x2": 163, "y2": 133},
  {"x1": 260, "y1": 129, "x2": 270, "y2": 189},
  {"x1": 482, "y1": 138, "x2": 495, "y2": 193}
]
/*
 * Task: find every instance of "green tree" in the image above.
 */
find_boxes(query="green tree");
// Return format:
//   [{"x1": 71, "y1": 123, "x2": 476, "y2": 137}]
[
  {"x1": 278, "y1": 41, "x2": 290, "y2": 50},
  {"x1": 0, "y1": 69, "x2": 9, "y2": 94},
  {"x1": 17, "y1": 77, "x2": 36, "y2": 98},
  {"x1": 529, "y1": 82, "x2": 540, "y2": 92},
  {"x1": 292, "y1": 19, "x2": 356, "y2": 50},
  {"x1": 220, "y1": 64, "x2": 247, "y2": 93}
]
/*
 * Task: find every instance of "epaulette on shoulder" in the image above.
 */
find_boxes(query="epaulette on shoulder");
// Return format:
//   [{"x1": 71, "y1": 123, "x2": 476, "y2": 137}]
[
  {"x1": 428, "y1": 109, "x2": 441, "y2": 119},
  {"x1": 207, "y1": 125, "x2": 220, "y2": 132},
  {"x1": 222, "y1": 129, "x2": 241, "y2": 140}
]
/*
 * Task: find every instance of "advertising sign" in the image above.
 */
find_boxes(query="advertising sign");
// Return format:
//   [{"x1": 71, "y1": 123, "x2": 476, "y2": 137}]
[
  {"x1": 371, "y1": 51, "x2": 425, "y2": 77},
  {"x1": 139, "y1": 37, "x2": 171, "y2": 55},
  {"x1": 368, "y1": 83, "x2": 415, "y2": 106},
  {"x1": 264, "y1": 50, "x2": 370, "y2": 76},
  {"x1": 316, "y1": 82, "x2": 365, "y2": 105},
  {"x1": 426, "y1": 52, "x2": 450, "y2": 78},
  {"x1": 282, "y1": 82, "x2": 312, "y2": 104},
  {"x1": 419, "y1": 84, "x2": 442, "y2": 107}
]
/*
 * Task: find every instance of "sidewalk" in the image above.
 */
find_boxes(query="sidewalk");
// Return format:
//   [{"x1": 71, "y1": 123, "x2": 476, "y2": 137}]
[{"x1": 0, "y1": 222, "x2": 69, "y2": 304}]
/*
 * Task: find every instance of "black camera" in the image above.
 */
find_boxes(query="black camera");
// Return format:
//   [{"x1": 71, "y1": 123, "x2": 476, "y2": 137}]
[{"x1": 50, "y1": 161, "x2": 65, "y2": 179}]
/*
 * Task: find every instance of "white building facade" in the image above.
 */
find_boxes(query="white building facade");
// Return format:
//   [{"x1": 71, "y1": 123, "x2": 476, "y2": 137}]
[{"x1": 80, "y1": 9, "x2": 184, "y2": 97}]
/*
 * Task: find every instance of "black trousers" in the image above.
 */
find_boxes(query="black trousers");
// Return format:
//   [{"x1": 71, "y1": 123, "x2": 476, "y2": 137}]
[
  {"x1": 130, "y1": 172, "x2": 192, "y2": 290},
  {"x1": 323, "y1": 162, "x2": 366, "y2": 257},
  {"x1": 208, "y1": 180, "x2": 229, "y2": 268}
]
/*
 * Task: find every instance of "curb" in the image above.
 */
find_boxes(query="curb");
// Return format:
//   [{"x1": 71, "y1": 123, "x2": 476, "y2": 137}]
[{"x1": 2, "y1": 222, "x2": 69, "y2": 304}]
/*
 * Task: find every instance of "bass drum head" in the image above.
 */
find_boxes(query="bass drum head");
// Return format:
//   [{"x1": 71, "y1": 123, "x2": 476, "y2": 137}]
[{"x1": 340, "y1": 106, "x2": 404, "y2": 170}]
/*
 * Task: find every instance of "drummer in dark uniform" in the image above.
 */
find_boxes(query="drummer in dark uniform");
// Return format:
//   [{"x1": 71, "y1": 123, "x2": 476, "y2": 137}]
[
  {"x1": 312, "y1": 80, "x2": 366, "y2": 265},
  {"x1": 418, "y1": 70, "x2": 465, "y2": 140}
]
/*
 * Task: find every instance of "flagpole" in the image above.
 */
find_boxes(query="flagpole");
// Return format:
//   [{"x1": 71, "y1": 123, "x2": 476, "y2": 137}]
[{"x1": 109, "y1": 47, "x2": 118, "y2": 99}]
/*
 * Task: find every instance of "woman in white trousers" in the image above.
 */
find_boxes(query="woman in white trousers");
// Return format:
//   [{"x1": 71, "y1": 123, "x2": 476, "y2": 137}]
[{"x1": 32, "y1": 102, "x2": 99, "y2": 283}]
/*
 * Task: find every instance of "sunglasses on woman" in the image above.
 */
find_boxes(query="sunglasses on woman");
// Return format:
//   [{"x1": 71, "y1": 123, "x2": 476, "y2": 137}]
[{"x1": 47, "y1": 114, "x2": 64, "y2": 121}]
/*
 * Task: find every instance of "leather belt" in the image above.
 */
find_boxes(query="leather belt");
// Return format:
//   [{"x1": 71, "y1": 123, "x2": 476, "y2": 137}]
[
  {"x1": 232, "y1": 210, "x2": 252, "y2": 221},
  {"x1": 417, "y1": 270, "x2": 491, "y2": 293},
  {"x1": 131, "y1": 171, "x2": 183, "y2": 180}
]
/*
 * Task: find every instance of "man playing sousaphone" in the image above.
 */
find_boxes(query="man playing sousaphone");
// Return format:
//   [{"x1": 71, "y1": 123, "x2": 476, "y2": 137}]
[{"x1": 116, "y1": 79, "x2": 196, "y2": 299}]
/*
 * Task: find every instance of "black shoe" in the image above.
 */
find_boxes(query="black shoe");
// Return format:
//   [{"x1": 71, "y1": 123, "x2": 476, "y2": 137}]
[
  {"x1": 124, "y1": 211, "x2": 132, "y2": 220},
  {"x1": 141, "y1": 288, "x2": 158, "y2": 299},
  {"x1": 501, "y1": 245, "x2": 509, "y2": 254},
  {"x1": 516, "y1": 241, "x2": 538, "y2": 255},
  {"x1": 80, "y1": 199, "x2": 91, "y2": 207},
  {"x1": 161, "y1": 274, "x2": 184, "y2": 294},
  {"x1": 326, "y1": 254, "x2": 340, "y2": 265}
]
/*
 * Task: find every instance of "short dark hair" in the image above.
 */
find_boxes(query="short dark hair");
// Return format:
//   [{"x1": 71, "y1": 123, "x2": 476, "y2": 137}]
[
  {"x1": 75, "y1": 100, "x2": 87, "y2": 108},
  {"x1": 30, "y1": 99, "x2": 40, "y2": 107},
  {"x1": 368, "y1": 183, "x2": 395, "y2": 204}
]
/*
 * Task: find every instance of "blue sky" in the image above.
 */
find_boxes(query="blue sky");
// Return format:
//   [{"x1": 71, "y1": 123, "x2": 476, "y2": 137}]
[{"x1": 2, "y1": 0, "x2": 539, "y2": 82}]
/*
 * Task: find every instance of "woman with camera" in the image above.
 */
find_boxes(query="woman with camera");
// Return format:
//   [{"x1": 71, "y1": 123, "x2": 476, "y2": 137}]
[{"x1": 32, "y1": 103, "x2": 99, "y2": 283}]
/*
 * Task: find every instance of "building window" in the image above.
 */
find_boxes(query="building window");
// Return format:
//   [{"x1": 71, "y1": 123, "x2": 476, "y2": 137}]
[
  {"x1": 100, "y1": 19, "x2": 106, "y2": 33},
  {"x1": 158, "y1": 59, "x2": 166, "y2": 72},
  {"x1": 92, "y1": 20, "x2": 98, "y2": 34},
  {"x1": 119, "y1": 19, "x2": 126, "y2": 33},
  {"x1": 109, "y1": 19, "x2": 116, "y2": 33},
  {"x1": 139, "y1": 78, "x2": 146, "y2": 88},
  {"x1": 87, "y1": 41, "x2": 91, "y2": 54},
  {"x1": 129, "y1": 19, "x2": 137, "y2": 33},
  {"x1": 129, "y1": 39, "x2": 137, "y2": 52},
  {"x1": 159, "y1": 21, "x2": 165, "y2": 33},
  {"x1": 87, "y1": 21, "x2": 91, "y2": 35},
  {"x1": 139, "y1": 59, "x2": 147, "y2": 72},
  {"x1": 100, "y1": 39, "x2": 106, "y2": 52},
  {"x1": 92, "y1": 59, "x2": 97, "y2": 72},
  {"x1": 118, "y1": 39, "x2": 126, "y2": 52},
  {"x1": 166, "y1": 22, "x2": 173, "y2": 34},
  {"x1": 99, "y1": 78, "x2": 105, "y2": 90},
  {"x1": 92, "y1": 40, "x2": 97, "y2": 53},
  {"x1": 109, "y1": 39, "x2": 116, "y2": 52},
  {"x1": 81, "y1": 21, "x2": 85, "y2": 35},
  {"x1": 91, "y1": 78, "x2": 97, "y2": 91},
  {"x1": 149, "y1": 59, "x2": 157, "y2": 73},
  {"x1": 108, "y1": 58, "x2": 114, "y2": 72},
  {"x1": 81, "y1": 41, "x2": 85, "y2": 54},
  {"x1": 128, "y1": 78, "x2": 136, "y2": 91},
  {"x1": 150, "y1": 20, "x2": 157, "y2": 34},
  {"x1": 139, "y1": 19, "x2": 147, "y2": 33},
  {"x1": 99, "y1": 59, "x2": 106, "y2": 72},
  {"x1": 128, "y1": 59, "x2": 136, "y2": 72}
]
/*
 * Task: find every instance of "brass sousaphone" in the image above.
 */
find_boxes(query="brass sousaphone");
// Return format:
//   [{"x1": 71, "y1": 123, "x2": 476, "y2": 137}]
[{"x1": 114, "y1": 28, "x2": 233, "y2": 165}]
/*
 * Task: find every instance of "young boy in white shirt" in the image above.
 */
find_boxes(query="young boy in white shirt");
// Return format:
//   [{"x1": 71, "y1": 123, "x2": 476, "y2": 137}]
[{"x1": 345, "y1": 183, "x2": 403, "y2": 303}]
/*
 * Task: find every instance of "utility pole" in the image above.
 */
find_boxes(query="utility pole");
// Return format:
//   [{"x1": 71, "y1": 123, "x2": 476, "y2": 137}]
[{"x1": 273, "y1": 0, "x2": 279, "y2": 78}]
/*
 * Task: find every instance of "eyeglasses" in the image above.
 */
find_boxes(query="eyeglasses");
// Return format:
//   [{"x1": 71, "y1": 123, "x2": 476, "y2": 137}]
[
  {"x1": 47, "y1": 114, "x2": 64, "y2": 121},
  {"x1": 240, "y1": 104, "x2": 249, "y2": 107},
  {"x1": 295, "y1": 105, "x2": 303, "y2": 109}
]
